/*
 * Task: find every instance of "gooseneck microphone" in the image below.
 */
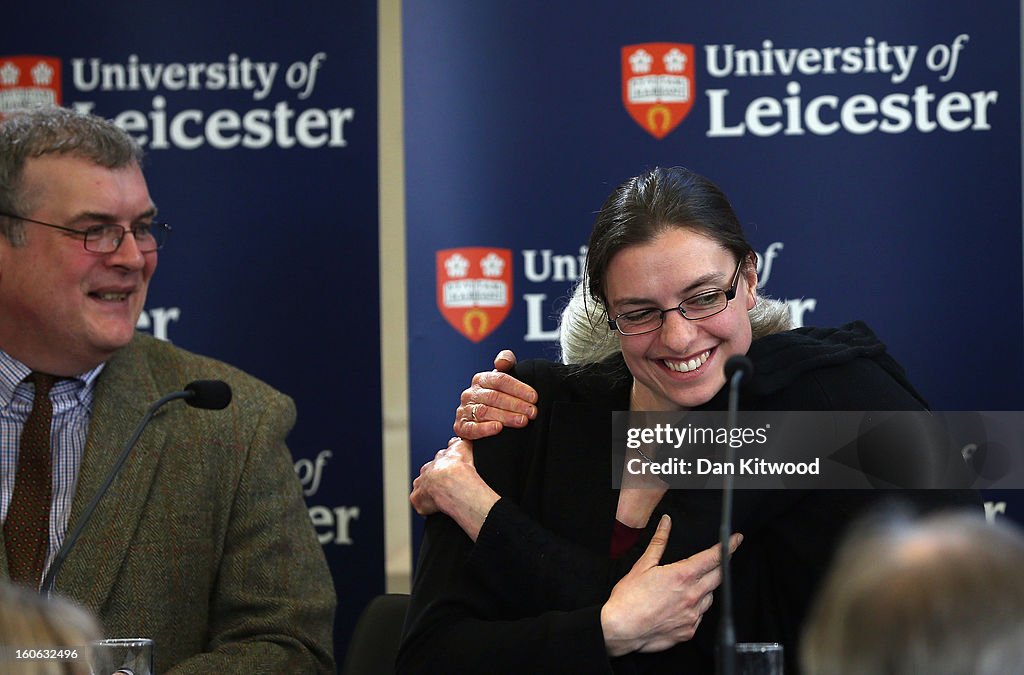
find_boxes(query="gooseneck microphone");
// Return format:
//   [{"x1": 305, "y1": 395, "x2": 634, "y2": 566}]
[
  {"x1": 183, "y1": 380, "x2": 232, "y2": 411},
  {"x1": 40, "y1": 380, "x2": 232, "y2": 596},
  {"x1": 718, "y1": 355, "x2": 753, "y2": 675}
]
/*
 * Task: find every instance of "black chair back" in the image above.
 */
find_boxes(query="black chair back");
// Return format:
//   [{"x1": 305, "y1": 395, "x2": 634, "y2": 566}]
[{"x1": 341, "y1": 593, "x2": 410, "y2": 675}]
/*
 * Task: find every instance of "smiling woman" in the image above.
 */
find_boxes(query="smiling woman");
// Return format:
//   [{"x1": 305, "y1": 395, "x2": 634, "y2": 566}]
[
  {"x1": 401, "y1": 166, "x2": 982, "y2": 674},
  {"x1": 604, "y1": 229, "x2": 754, "y2": 411}
]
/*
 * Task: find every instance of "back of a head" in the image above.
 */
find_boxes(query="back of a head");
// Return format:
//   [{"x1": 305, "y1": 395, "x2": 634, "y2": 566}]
[
  {"x1": 557, "y1": 278, "x2": 621, "y2": 365},
  {"x1": 801, "y1": 510, "x2": 1024, "y2": 675},
  {"x1": 0, "y1": 582, "x2": 101, "y2": 674}
]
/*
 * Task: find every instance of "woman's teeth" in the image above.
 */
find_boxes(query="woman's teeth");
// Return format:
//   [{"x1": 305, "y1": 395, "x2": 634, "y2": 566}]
[{"x1": 664, "y1": 350, "x2": 710, "y2": 373}]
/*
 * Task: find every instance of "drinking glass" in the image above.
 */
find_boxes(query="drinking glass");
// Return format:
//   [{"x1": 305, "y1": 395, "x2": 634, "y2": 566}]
[
  {"x1": 735, "y1": 641, "x2": 784, "y2": 675},
  {"x1": 89, "y1": 638, "x2": 153, "y2": 675}
]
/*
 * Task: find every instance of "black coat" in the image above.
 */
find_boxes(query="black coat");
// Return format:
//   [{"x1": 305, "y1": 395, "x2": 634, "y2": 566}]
[{"x1": 399, "y1": 322, "x2": 981, "y2": 674}]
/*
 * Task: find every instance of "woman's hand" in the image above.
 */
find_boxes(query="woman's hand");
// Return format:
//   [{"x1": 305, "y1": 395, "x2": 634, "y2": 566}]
[
  {"x1": 601, "y1": 515, "x2": 742, "y2": 657},
  {"x1": 453, "y1": 350, "x2": 538, "y2": 440},
  {"x1": 410, "y1": 438, "x2": 500, "y2": 541}
]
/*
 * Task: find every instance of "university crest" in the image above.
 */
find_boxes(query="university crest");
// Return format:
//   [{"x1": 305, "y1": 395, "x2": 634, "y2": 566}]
[
  {"x1": 0, "y1": 55, "x2": 61, "y2": 116},
  {"x1": 436, "y1": 247, "x2": 513, "y2": 343},
  {"x1": 621, "y1": 43, "x2": 695, "y2": 139}
]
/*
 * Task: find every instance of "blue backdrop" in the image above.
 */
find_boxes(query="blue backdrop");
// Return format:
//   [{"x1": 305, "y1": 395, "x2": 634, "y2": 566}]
[
  {"x1": 2, "y1": 0, "x2": 382, "y2": 661},
  {"x1": 403, "y1": 2, "x2": 1023, "y2": 533}
]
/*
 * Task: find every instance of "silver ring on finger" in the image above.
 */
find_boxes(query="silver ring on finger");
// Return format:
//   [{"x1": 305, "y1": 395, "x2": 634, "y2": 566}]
[{"x1": 471, "y1": 403, "x2": 480, "y2": 421}]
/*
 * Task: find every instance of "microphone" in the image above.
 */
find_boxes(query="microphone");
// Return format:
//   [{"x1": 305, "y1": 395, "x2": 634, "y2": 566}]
[
  {"x1": 184, "y1": 379, "x2": 232, "y2": 410},
  {"x1": 723, "y1": 355, "x2": 754, "y2": 387},
  {"x1": 40, "y1": 380, "x2": 232, "y2": 596},
  {"x1": 718, "y1": 355, "x2": 753, "y2": 675}
]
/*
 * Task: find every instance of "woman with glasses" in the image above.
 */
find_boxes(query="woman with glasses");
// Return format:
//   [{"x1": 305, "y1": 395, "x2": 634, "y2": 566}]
[{"x1": 399, "y1": 166, "x2": 978, "y2": 674}]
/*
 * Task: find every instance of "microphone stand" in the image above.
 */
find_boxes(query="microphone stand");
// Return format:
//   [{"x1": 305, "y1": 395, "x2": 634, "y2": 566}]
[
  {"x1": 718, "y1": 356, "x2": 752, "y2": 675},
  {"x1": 40, "y1": 383, "x2": 229, "y2": 597}
]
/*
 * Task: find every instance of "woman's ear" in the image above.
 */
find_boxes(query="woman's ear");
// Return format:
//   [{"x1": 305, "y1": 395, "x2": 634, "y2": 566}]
[{"x1": 744, "y1": 252, "x2": 758, "y2": 310}]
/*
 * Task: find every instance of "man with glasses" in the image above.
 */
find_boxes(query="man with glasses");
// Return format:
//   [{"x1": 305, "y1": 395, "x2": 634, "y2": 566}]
[{"x1": 0, "y1": 107, "x2": 335, "y2": 673}]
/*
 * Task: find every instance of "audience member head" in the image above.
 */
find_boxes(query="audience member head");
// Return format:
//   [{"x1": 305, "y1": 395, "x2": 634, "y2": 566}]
[
  {"x1": 0, "y1": 582, "x2": 101, "y2": 674},
  {"x1": 801, "y1": 509, "x2": 1024, "y2": 675}
]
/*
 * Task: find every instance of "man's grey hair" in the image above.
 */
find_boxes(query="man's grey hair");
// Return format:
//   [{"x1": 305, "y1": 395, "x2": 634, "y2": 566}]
[{"x1": 0, "y1": 106, "x2": 144, "y2": 245}]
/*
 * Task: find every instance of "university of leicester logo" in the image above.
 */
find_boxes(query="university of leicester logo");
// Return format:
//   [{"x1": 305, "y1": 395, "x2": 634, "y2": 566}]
[
  {"x1": 621, "y1": 43, "x2": 695, "y2": 139},
  {"x1": 436, "y1": 247, "x2": 513, "y2": 343},
  {"x1": 0, "y1": 55, "x2": 61, "y2": 115}
]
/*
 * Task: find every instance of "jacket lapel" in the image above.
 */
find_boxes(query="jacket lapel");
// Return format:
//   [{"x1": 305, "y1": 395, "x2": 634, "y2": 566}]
[
  {"x1": 0, "y1": 517, "x2": 6, "y2": 576},
  {"x1": 55, "y1": 338, "x2": 169, "y2": 610}
]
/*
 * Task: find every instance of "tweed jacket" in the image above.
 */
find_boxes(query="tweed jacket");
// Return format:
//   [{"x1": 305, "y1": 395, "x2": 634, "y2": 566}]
[{"x1": 0, "y1": 332, "x2": 336, "y2": 673}]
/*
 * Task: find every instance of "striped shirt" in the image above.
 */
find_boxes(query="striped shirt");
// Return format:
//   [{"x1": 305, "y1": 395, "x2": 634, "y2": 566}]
[{"x1": 0, "y1": 350, "x2": 103, "y2": 583}]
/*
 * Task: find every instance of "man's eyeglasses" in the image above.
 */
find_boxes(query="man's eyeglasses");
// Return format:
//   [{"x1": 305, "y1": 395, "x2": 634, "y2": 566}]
[
  {"x1": 608, "y1": 259, "x2": 745, "y2": 336},
  {"x1": 0, "y1": 212, "x2": 170, "y2": 253}
]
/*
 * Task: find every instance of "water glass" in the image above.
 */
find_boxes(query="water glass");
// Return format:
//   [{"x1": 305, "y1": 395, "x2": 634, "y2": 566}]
[
  {"x1": 735, "y1": 641, "x2": 783, "y2": 675},
  {"x1": 89, "y1": 638, "x2": 153, "y2": 675}
]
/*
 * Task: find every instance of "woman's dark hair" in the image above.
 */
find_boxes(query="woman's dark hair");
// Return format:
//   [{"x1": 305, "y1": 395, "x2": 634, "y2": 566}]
[{"x1": 586, "y1": 166, "x2": 753, "y2": 305}]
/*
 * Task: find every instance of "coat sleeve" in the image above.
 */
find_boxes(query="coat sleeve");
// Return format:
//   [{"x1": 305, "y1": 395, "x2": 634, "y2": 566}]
[
  {"x1": 398, "y1": 510, "x2": 614, "y2": 674},
  {"x1": 165, "y1": 389, "x2": 336, "y2": 675},
  {"x1": 398, "y1": 361, "x2": 622, "y2": 673}
]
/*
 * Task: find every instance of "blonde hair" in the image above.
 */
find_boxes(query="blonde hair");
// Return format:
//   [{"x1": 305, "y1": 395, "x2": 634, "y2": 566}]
[
  {"x1": 801, "y1": 510, "x2": 1024, "y2": 675},
  {"x1": 0, "y1": 582, "x2": 101, "y2": 675}
]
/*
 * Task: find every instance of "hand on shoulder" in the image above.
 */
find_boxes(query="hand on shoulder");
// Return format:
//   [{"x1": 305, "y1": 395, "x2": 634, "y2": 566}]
[{"x1": 453, "y1": 350, "x2": 538, "y2": 440}]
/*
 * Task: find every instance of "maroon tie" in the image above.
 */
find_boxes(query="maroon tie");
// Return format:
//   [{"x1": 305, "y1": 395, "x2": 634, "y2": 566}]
[{"x1": 4, "y1": 372, "x2": 57, "y2": 588}]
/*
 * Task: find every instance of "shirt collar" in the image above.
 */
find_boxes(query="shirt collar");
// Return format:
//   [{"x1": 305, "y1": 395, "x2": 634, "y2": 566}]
[{"x1": 0, "y1": 349, "x2": 105, "y2": 409}]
